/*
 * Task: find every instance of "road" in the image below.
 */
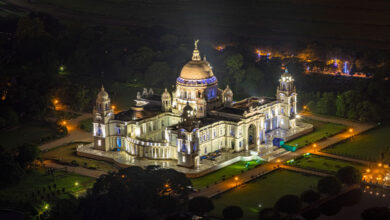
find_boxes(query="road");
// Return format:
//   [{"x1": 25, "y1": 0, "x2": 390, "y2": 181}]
[{"x1": 39, "y1": 113, "x2": 93, "y2": 151}]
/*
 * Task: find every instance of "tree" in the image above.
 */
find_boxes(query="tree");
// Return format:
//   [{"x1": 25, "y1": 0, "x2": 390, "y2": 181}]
[
  {"x1": 274, "y1": 194, "x2": 302, "y2": 214},
  {"x1": 317, "y1": 176, "x2": 342, "y2": 196},
  {"x1": 77, "y1": 167, "x2": 192, "y2": 220},
  {"x1": 300, "y1": 190, "x2": 320, "y2": 204},
  {"x1": 188, "y1": 196, "x2": 214, "y2": 217},
  {"x1": 361, "y1": 207, "x2": 390, "y2": 220},
  {"x1": 16, "y1": 143, "x2": 39, "y2": 168},
  {"x1": 319, "y1": 198, "x2": 342, "y2": 216},
  {"x1": 222, "y1": 205, "x2": 243, "y2": 220},
  {"x1": 0, "y1": 146, "x2": 24, "y2": 188},
  {"x1": 258, "y1": 208, "x2": 281, "y2": 220},
  {"x1": 336, "y1": 166, "x2": 361, "y2": 186},
  {"x1": 144, "y1": 62, "x2": 171, "y2": 87},
  {"x1": 48, "y1": 197, "x2": 80, "y2": 220},
  {"x1": 301, "y1": 208, "x2": 321, "y2": 220}
]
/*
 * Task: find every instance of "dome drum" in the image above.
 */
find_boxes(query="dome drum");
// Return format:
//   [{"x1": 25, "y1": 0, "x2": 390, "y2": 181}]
[{"x1": 176, "y1": 76, "x2": 217, "y2": 86}]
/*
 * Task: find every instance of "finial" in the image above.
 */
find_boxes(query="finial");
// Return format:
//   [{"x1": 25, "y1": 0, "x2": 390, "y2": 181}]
[
  {"x1": 164, "y1": 88, "x2": 168, "y2": 92},
  {"x1": 203, "y1": 56, "x2": 207, "y2": 61},
  {"x1": 101, "y1": 85, "x2": 105, "y2": 91},
  {"x1": 194, "y1": 39, "x2": 199, "y2": 50},
  {"x1": 192, "y1": 40, "x2": 201, "y2": 61}
]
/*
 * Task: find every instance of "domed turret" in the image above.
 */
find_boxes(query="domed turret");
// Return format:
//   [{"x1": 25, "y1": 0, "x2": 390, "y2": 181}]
[
  {"x1": 182, "y1": 102, "x2": 194, "y2": 118},
  {"x1": 223, "y1": 85, "x2": 233, "y2": 107},
  {"x1": 161, "y1": 88, "x2": 172, "y2": 112},
  {"x1": 97, "y1": 85, "x2": 109, "y2": 102}
]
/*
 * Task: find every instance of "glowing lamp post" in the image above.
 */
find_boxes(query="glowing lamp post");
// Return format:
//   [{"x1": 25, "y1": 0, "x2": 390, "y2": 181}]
[
  {"x1": 234, "y1": 176, "x2": 239, "y2": 188},
  {"x1": 313, "y1": 143, "x2": 317, "y2": 152},
  {"x1": 74, "y1": 182, "x2": 79, "y2": 186}
]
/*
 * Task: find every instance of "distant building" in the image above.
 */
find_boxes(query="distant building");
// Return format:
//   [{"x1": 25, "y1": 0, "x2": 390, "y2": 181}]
[{"x1": 92, "y1": 41, "x2": 298, "y2": 168}]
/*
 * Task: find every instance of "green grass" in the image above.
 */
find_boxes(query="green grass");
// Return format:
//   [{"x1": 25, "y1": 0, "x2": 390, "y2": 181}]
[
  {"x1": 286, "y1": 118, "x2": 346, "y2": 148},
  {"x1": 79, "y1": 118, "x2": 93, "y2": 132},
  {"x1": 191, "y1": 160, "x2": 265, "y2": 189},
  {"x1": 211, "y1": 169, "x2": 321, "y2": 219},
  {"x1": 288, "y1": 154, "x2": 365, "y2": 173},
  {"x1": 42, "y1": 143, "x2": 117, "y2": 172},
  {"x1": 323, "y1": 123, "x2": 390, "y2": 163},
  {"x1": 0, "y1": 121, "x2": 58, "y2": 150},
  {"x1": 0, "y1": 168, "x2": 94, "y2": 204}
]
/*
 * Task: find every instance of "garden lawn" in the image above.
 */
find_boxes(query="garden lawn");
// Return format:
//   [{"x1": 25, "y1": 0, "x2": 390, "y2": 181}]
[
  {"x1": 211, "y1": 169, "x2": 321, "y2": 219},
  {"x1": 0, "y1": 121, "x2": 58, "y2": 150},
  {"x1": 286, "y1": 118, "x2": 346, "y2": 148},
  {"x1": 191, "y1": 160, "x2": 265, "y2": 189},
  {"x1": 288, "y1": 154, "x2": 365, "y2": 173},
  {"x1": 42, "y1": 143, "x2": 117, "y2": 172},
  {"x1": 323, "y1": 123, "x2": 390, "y2": 163},
  {"x1": 0, "y1": 168, "x2": 94, "y2": 203}
]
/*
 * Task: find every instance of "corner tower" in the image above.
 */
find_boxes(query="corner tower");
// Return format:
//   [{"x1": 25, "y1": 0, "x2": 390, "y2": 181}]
[
  {"x1": 276, "y1": 68, "x2": 297, "y2": 129},
  {"x1": 93, "y1": 86, "x2": 114, "y2": 151}
]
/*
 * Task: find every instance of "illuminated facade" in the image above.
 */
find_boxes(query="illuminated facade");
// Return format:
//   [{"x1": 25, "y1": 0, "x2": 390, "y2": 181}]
[{"x1": 92, "y1": 41, "x2": 298, "y2": 168}]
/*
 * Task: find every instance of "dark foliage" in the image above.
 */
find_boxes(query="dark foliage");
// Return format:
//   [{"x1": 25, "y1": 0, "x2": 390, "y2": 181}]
[
  {"x1": 258, "y1": 208, "x2": 281, "y2": 220},
  {"x1": 317, "y1": 176, "x2": 342, "y2": 195},
  {"x1": 300, "y1": 190, "x2": 320, "y2": 204},
  {"x1": 336, "y1": 166, "x2": 362, "y2": 186},
  {"x1": 274, "y1": 194, "x2": 302, "y2": 214},
  {"x1": 222, "y1": 205, "x2": 243, "y2": 220},
  {"x1": 361, "y1": 207, "x2": 390, "y2": 220},
  {"x1": 188, "y1": 196, "x2": 214, "y2": 217}
]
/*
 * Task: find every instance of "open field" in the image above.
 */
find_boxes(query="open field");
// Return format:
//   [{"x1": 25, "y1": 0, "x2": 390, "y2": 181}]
[
  {"x1": 211, "y1": 169, "x2": 321, "y2": 219},
  {"x1": 41, "y1": 143, "x2": 118, "y2": 172},
  {"x1": 286, "y1": 118, "x2": 346, "y2": 148},
  {"x1": 288, "y1": 154, "x2": 365, "y2": 174},
  {"x1": 0, "y1": 121, "x2": 59, "y2": 150},
  {"x1": 323, "y1": 123, "x2": 390, "y2": 163},
  {"x1": 0, "y1": 168, "x2": 94, "y2": 204},
  {"x1": 191, "y1": 160, "x2": 265, "y2": 189}
]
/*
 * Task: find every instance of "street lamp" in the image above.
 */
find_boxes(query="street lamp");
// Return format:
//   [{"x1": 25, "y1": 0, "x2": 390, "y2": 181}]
[
  {"x1": 312, "y1": 143, "x2": 317, "y2": 152},
  {"x1": 234, "y1": 176, "x2": 239, "y2": 188}
]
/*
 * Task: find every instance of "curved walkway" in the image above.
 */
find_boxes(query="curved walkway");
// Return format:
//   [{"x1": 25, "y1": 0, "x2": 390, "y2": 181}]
[
  {"x1": 44, "y1": 160, "x2": 107, "y2": 178},
  {"x1": 39, "y1": 113, "x2": 93, "y2": 151}
]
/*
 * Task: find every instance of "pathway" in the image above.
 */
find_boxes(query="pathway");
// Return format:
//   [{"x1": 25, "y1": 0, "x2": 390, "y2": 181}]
[
  {"x1": 313, "y1": 151, "x2": 371, "y2": 166},
  {"x1": 39, "y1": 113, "x2": 93, "y2": 151},
  {"x1": 44, "y1": 160, "x2": 107, "y2": 178},
  {"x1": 280, "y1": 164, "x2": 330, "y2": 177}
]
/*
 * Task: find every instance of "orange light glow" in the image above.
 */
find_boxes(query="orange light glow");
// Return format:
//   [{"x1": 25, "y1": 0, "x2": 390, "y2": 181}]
[
  {"x1": 111, "y1": 105, "x2": 116, "y2": 110},
  {"x1": 276, "y1": 159, "x2": 281, "y2": 163},
  {"x1": 303, "y1": 105, "x2": 307, "y2": 110},
  {"x1": 53, "y1": 99, "x2": 59, "y2": 104},
  {"x1": 349, "y1": 128, "x2": 354, "y2": 133},
  {"x1": 121, "y1": 174, "x2": 125, "y2": 179},
  {"x1": 366, "y1": 169, "x2": 370, "y2": 173},
  {"x1": 378, "y1": 163, "x2": 382, "y2": 167},
  {"x1": 313, "y1": 143, "x2": 317, "y2": 148},
  {"x1": 62, "y1": 121, "x2": 67, "y2": 125},
  {"x1": 234, "y1": 177, "x2": 239, "y2": 181},
  {"x1": 164, "y1": 184, "x2": 169, "y2": 188}
]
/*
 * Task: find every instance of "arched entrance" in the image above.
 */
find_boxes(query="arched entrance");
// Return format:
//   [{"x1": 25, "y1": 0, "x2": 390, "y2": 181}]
[{"x1": 248, "y1": 124, "x2": 256, "y2": 145}]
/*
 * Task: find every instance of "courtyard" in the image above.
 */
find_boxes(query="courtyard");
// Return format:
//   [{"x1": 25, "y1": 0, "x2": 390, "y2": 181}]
[
  {"x1": 191, "y1": 160, "x2": 265, "y2": 189},
  {"x1": 287, "y1": 154, "x2": 365, "y2": 174},
  {"x1": 286, "y1": 118, "x2": 346, "y2": 148}
]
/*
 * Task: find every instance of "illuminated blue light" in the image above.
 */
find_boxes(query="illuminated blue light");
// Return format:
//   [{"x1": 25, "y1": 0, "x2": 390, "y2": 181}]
[{"x1": 176, "y1": 76, "x2": 217, "y2": 85}]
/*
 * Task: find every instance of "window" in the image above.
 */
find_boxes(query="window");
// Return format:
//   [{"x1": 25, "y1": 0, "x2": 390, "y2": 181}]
[
  {"x1": 98, "y1": 139, "x2": 101, "y2": 146},
  {"x1": 182, "y1": 157, "x2": 186, "y2": 163},
  {"x1": 97, "y1": 127, "x2": 102, "y2": 136},
  {"x1": 239, "y1": 141, "x2": 242, "y2": 148},
  {"x1": 116, "y1": 127, "x2": 121, "y2": 135},
  {"x1": 117, "y1": 137, "x2": 121, "y2": 148},
  {"x1": 161, "y1": 120, "x2": 165, "y2": 127}
]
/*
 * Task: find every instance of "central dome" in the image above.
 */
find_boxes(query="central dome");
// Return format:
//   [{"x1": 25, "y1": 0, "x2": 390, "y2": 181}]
[{"x1": 180, "y1": 60, "x2": 214, "y2": 80}]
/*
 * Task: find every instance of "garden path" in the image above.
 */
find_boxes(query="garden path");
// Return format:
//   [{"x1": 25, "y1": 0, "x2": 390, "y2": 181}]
[
  {"x1": 39, "y1": 113, "x2": 93, "y2": 151},
  {"x1": 43, "y1": 160, "x2": 107, "y2": 178}
]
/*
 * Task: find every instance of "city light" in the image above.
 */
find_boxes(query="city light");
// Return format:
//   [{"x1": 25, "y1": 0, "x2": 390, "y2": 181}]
[
  {"x1": 111, "y1": 105, "x2": 116, "y2": 110},
  {"x1": 303, "y1": 105, "x2": 307, "y2": 110},
  {"x1": 44, "y1": 203, "x2": 49, "y2": 210},
  {"x1": 349, "y1": 128, "x2": 354, "y2": 133},
  {"x1": 74, "y1": 182, "x2": 79, "y2": 186},
  {"x1": 296, "y1": 115, "x2": 301, "y2": 119},
  {"x1": 62, "y1": 120, "x2": 67, "y2": 125}
]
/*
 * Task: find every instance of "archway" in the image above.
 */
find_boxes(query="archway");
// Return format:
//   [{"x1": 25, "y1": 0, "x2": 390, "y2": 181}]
[{"x1": 248, "y1": 124, "x2": 256, "y2": 145}]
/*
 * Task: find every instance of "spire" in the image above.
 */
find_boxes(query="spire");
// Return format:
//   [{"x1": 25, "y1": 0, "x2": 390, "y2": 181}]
[
  {"x1": 192, "y1": 39, "x2": 201, "y2": 61},
  {"x1": 101, "y1": 85, "x2": 105, "y2": 91}
]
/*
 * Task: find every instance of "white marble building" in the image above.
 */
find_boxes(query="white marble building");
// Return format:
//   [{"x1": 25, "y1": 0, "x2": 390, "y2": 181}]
[{"x1": 92, "y1": 41, "x2": 298, "y2": 168}]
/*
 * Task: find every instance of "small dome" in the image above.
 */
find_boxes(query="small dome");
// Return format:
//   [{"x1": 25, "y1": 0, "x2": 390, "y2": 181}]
[
  {"x1": 161, "y1": 88, "x2": 171, "y2": 99},
  {"x1": 180, "y1": 60, "x2": 214, "y2": 80},
  {"x1": 182, "y1": 102, "x2": 194, "y2": 118},
  {"x1": 97, "y1": 86, "x2": 109, "y2": 100},
  {"x1": 223, "y1": 85, "x2": 233, "y2": 96},
  {"x1": 281, "y1": 67, "x2": 292, "y2": 78}
]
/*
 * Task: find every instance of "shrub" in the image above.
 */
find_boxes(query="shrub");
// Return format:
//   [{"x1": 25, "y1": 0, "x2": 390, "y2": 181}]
[
  {"x1": 300, "y1": 190, "x2": 320, "y2": 204},
  {"x1": 336, "y1": 166, "x2": 362, "y2": 185},
  {"x1": 274, "y1": 194, "x2": 302, "y2": 214},
  {"x1": 317, "y1": 176, "x2": 342, "y2": 195}
]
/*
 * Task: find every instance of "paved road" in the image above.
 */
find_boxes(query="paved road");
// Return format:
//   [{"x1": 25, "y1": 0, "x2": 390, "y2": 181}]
[
  {"x1": 39, "y1": 113, "x2": 93, "y2": 151},
  {"x1": 44, "y1": 160, "x2": 107, "y2": 178}
]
